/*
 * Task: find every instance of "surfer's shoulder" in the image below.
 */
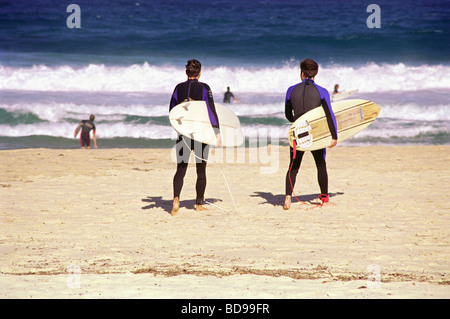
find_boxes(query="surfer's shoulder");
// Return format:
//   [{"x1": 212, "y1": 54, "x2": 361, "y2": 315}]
[
  {"x1": 199, "y1": 81, "x2": 211, "y2": 90},
  {"x1": 312, "y1": 82, "x2": 331, "y2": 99}
]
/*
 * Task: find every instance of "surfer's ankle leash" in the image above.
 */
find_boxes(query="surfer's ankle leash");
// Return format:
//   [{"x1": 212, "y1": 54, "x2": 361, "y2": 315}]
[
  {"x1": 289, "y1": 140, "x2": 331, "y2": 209},
  {"x1": 180, "y1": 136, "x2": 236, "y2": 212}
]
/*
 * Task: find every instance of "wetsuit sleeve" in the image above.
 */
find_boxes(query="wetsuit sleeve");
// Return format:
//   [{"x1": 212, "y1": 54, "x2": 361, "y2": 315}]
[
  {"x1": 317, "y1": 86, "x2": 338, "y2": 140},
  {"x1": 285, "y1": 85, "x2": 295, "y2": 122},
  {"x1": 202, "y1": 84, "x2": 220, "y2": 134},
  {"x1": 169, "y1": 86, "x2": 179, "y2": 112}
]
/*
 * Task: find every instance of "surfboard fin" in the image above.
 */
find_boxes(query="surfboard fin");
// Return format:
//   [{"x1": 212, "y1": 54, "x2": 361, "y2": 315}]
[
  {"x1": 181, "y1": 103, "x2": 190, "y2": 111},
  {"x1": 175, "y1": 117, "x2": 184, "y2": 125}
]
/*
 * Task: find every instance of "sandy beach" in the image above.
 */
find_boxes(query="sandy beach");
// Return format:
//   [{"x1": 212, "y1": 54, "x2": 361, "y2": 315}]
[{"x1": 0, "y1": 145, "x2": 449, "y2": 299}]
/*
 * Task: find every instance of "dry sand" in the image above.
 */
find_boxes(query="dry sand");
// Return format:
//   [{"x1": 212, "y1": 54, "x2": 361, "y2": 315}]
[{"x1": 0, "y1": 145, "x2": 449, "y2": 299}]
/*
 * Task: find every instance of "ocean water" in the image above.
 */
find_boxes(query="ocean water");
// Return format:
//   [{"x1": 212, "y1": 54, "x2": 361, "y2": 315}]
[{"x1": 0, "y1": 0, "x2": 449, "y2": 149}]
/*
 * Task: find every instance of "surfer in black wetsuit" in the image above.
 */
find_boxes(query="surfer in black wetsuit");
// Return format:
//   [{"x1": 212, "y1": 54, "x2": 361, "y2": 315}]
[
  {"x1": 74, "y1": 114, "x2": 97, "y2": 149},
  {"x1": 169, "y1": 59, "x2": 221, "y2": 215},
  {"x1": 223, "y1": 86, "x2": 239, "y2": 103},
  {"x1": 283, "y1": 58, "x2": 338, "y2": 210}
]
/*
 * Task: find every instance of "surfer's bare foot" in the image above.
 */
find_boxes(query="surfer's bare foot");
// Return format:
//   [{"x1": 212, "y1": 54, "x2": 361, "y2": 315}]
[
  {"x1": 195, "y1": 204, "x2": 207, "y2": 212},
  {"x1": 171, "y1": 197, "x2": 180, "y2": 216},
  {"x1": 283, "y1": 195, "x2": 291, "y2": 210}
]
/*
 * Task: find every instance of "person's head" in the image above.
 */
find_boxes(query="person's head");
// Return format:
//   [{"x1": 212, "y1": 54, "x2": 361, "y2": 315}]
[
  {"x1": 300, "y1": 58, "x2": 319, "y2": 79},
  {"x1": 227, "y1": 86, "x2": 230, "y2": 91},
  {"x1": 186, "y1": 59, "x2": 202, "y2": 78},
  {"x1": 89, "y1": 114, "x2": 95, "y2": 121}
]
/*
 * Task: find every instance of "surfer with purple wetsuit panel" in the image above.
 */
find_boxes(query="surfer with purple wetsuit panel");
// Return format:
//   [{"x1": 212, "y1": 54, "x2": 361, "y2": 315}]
[
  {"x1": 284, "y1": 58, "x2": 338, "y2": 210},
  {"x1": 169, "y1": 59, "x2": 221, "y2": 215}
]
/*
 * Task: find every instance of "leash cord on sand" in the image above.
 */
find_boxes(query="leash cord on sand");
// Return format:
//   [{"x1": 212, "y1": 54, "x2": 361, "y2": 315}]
[{"x1": 181, "y1": 137, "x2": 236, "y2": 212}]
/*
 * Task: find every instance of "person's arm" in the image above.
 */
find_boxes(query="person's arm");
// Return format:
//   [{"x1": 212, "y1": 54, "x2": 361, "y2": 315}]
[
  {"x1": 74, "y1": 123, "x2": 82, "y2": 138},
  {"x1": 285, "y1": 86, "x2": 295, "y2": 122},
  {"x1": 318, "y1": 88, "x2": 338, "y2": 148},
  {"x1": 328, "y1": 138, "x2": 337, "y2": 148},
  {"x1": 169, "y1": 86, "x2": 179, "y2": 112},
  {"x1": 215, "y1": 133, "x2": 222, "y2": 148},
  {"x1": 230, "y1": 92, "x2": 239, "y2": 103},
  {"x1": 203, "y1": 85, "x2": 221, "y2": 147},
  {"x1": 92, "y1": 130, "x2": 97, "y2": 148}
]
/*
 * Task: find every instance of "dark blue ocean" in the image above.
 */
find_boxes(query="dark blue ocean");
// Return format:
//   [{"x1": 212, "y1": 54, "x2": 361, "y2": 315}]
[{"x1": 0, "y1": 0, "x2": 449, "y2": 149}]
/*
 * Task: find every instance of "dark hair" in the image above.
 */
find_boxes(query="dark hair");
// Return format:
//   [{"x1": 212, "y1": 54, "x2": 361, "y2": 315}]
[
  {"x1": 300, "y1": 58, "x2": 319, "y2": 78},
  {"x1": 186, "y1": 59, "x2": 202, "y2": 77},
  {"x1": 89, "y1": 114, "x2": 95, "y2": 121}
]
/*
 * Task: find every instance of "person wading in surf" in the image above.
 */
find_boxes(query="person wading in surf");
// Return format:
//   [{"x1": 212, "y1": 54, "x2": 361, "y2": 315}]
[
  {"x1": 169, "y1": 59, "x2": 222, "y2": 216},
  {"x1": 223, "y1": 86, "x2": 239, "y2": 103},
  {"x1": 74, "y1": 114, "x2": 97, "y2": 149},
  {"x1": 283, "y1": 58, "x2": 338, "y2": 210}
]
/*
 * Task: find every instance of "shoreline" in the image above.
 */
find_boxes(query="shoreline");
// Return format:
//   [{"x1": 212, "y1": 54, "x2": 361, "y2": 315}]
[{"x1": 1, "y1": 146, "x2": 449, "y2": 298}]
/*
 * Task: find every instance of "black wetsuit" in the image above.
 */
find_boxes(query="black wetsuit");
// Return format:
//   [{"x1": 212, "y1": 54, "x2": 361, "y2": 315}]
[
  {"x1": 223, "y1": 90, "x2": 234, "y2": 103},
  {"x1": 169, "y1": 79, "x2": 220, "y2": 204},
  {"x1": 78, "y1": 120, "x2": 95, "y2": 147},
  {"x1": 284, "y1": 78, "x2": 338, "y2": 197}
]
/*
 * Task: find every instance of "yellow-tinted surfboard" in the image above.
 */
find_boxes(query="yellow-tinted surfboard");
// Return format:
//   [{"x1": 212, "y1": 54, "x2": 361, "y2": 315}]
[{"x1": 288, "y1": 99, "x2": 381, "y2": 151}]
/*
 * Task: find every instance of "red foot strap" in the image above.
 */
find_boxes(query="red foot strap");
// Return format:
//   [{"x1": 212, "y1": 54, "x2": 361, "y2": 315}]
[{"x1": 319, "y1": 194, "x2": 329, "y2": 203}]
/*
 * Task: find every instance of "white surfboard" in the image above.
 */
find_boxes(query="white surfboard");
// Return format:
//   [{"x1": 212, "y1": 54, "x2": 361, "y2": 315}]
[
  {"x1": 331, "y1": 89, "x2": 359, "y2": 102},
  {"x1": 169, "y1": 100, "x2": 244, "y2": 147},
  {"x1": 288, "y1": 99, "x2": 381, "y2": 151}
]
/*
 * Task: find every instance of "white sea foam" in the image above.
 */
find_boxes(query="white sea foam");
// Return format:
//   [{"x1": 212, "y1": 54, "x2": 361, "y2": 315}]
[
  {"x1": 1, "y1": 98, "x2": 448, "y2": 142},
  {"x1": 1, "y1": 62, "x2": 449, "y2": 94},
  {"x1": 1, "y1": 119, "x2": 446, "y2": 142},
  {"x1": 378, "y1": 103, "x2": 450, "y2": 121},
  {"x1": 0, "y1": 122, "x2": 174, "y2": 139},
  {"x1": 0, "y1": 67, "x2": 448, "y2": 143},
  {"x1": 3, "y1": 99, "x2": 448, "y2": 123},
  {"x1": 0, "y1": 102, "x2": 168, "y2": 122}
]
